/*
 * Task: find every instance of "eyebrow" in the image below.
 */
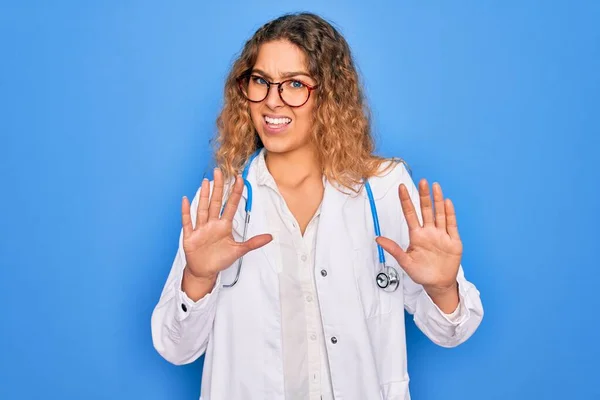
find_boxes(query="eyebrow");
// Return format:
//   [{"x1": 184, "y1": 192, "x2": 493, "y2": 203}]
[{"x1": 251, "y1": 68, "x2": 313, "y2": 81}]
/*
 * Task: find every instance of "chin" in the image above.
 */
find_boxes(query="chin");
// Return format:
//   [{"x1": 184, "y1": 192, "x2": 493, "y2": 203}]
[
  {"x1": 255, "y1": 125, "x2": 312, "y2": 156},
  {"x1": 258, "y1": 134, "x2": 295, "y2": 154},
  {"x1": 262, "y1": 142, "x2": 293, "y2": 155}
]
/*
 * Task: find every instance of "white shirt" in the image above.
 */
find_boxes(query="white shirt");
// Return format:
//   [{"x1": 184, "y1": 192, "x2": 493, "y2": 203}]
[
  {"x1": 253, "y1": 151, "x2": 461, "y2": 400},
  {"x1": 151, "y1": 148, "x2": 483, "y2": 400}
]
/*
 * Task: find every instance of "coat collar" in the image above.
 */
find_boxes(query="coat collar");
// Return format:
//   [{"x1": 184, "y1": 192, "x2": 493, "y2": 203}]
[
  {"x1": 232, "y1": 148, "x2": 354, "y2": 275},
  {"x1": 231, "y1": 149, "x2": 402, "y2": 259},
  {"x1": 239, "y1": 148, "x2": 400, "y2": 202}
]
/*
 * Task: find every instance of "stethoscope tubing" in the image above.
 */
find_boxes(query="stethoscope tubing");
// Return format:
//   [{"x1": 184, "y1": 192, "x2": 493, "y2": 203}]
[{"x1": 221, "y1": 149, "x2": 398, "y2": 291}]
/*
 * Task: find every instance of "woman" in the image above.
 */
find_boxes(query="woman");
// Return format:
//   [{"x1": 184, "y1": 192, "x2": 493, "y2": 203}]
[{"x1": 151, "y1": 12, "x2": 483, "y2": 400}]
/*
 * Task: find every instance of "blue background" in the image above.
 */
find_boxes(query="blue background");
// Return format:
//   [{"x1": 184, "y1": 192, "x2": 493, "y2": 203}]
[{"x1": 1, "y1": 1, "x2": 598, "y2": 399}]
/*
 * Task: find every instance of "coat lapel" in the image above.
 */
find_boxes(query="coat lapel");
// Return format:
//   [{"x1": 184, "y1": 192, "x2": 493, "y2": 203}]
[
  {"x1": 230, "y1": 153, "x2": 399, "y2": 275},
  {"x1": 231, "y1": 156, "x2": 280, "y2": 275},
  {"x1": 314, "y1": 179, "x2": 356, "y2": 275}
]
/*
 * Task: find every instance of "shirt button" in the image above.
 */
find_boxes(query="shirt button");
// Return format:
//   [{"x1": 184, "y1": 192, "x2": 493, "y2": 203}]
[
  {"x1": 320, "y1": 269, "x2": 327, "y2": 277},
  {"x1": 310, "y1": 333, "x2": 317, "y2": 341},
  {"x1": 301, "y1": 254, "x2": 307, "y2": 262},
  {"x1": 181, "y1": 303, "x2": 188, "y2": 312},
  {"x1": 330, "y1": 337, "x2": 338, "y2": 344},
  {"x1": 306, "y1": 295, "x2": 313, "y2": 302}
]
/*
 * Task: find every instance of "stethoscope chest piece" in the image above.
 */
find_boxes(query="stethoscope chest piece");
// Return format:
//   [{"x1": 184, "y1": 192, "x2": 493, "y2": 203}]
[{"x1": 376, "y1": 266, "x2": 399, "y2": 292}]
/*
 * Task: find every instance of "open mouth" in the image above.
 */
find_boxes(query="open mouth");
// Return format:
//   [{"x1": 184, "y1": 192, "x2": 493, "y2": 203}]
[{"x1": 264, "y1": 115, "x2": 292, "y2": 130}]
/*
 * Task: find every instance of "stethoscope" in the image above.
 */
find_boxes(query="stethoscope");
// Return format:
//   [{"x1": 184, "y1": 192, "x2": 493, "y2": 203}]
[{"x1": 221, "y1": 149, "x2": 400, "y2": 292}]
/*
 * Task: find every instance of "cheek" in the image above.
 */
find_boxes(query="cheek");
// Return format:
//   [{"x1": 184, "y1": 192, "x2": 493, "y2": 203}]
[
  {"x1": 294, "y1": 103, "x2": 315, "y2": 130},
  {"x1": 249, "y1": 104, "x2": 262, "y2": 126}
]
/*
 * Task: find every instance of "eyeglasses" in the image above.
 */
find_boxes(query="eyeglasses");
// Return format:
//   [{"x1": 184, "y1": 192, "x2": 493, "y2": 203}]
[{"x1": 237, "y1": 74, "x2": 318, "y2": 107}]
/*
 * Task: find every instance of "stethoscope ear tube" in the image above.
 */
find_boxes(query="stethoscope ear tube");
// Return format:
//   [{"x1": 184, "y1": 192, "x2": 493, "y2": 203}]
[
  {"x1": 365, "y1": 181, "x2": 400, "y2": 292},
  {"x1": 221, "y1": 149, "x2": 261, "y2": 288}
]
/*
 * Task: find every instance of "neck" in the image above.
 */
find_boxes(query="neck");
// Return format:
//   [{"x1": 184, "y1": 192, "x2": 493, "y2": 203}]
[{"x1": 264, "y1": 146, "x2": 322, "y2": 188}]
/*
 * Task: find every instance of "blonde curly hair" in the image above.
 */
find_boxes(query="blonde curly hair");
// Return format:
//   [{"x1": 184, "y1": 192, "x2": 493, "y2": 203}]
[{"x1": 213, "y1": 12, "x2": 400, "y2": 192}]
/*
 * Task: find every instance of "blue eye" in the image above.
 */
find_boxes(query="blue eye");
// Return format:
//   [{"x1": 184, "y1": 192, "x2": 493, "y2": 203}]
[
  {"x1": 290, "y1": 80, "x2": 305, "y2": 89},
  {"x1": 251, "y1": 76, "x2": 268, "y2": 85}
]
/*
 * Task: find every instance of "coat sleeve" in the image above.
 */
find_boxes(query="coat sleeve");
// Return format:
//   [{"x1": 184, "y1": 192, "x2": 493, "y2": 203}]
[
  {"x1": 394, "y1": 163, "x2": 484, "y2": 348},
  {"x1": 151, "y1": 182, "x2": 223, "y2": 365}
]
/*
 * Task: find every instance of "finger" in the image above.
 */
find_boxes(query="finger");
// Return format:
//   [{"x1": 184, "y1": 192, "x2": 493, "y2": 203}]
[
  {"x1": 208, "y1": 168, "x2": 224, "y2": 220},
  {"x1": 445, "y1": 198, "x2": 461, "y2": 240},
  {"x1": 239, "y1": 234, "x2": 273, "y2": 255},
  {"x1": 432, "y1": 182, "x2": 446, "y2": 231},
  {"x1": 182, "y1": 196, "x2": 193, "y2": 238},
  {"x1": 399, "y1": 184, "x2": 420, "y2": 230},
  {"x1": 221, "y1": 175, "x2": 244, "y2": 221},
  {"x1": 195, "y1": 178, "x2": 210, "y2": 228},
  {"x1": 375, "y1": 236, "x2": 411, "y2": 270},
  {"x1": 418, "y1": 179, "x2": 435, "y2": 227}
]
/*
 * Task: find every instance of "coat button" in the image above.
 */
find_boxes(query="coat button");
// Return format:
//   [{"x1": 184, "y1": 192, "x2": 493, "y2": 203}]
[
  {"x1": 330, "y1": 337, "x2": 338, "y2": 344},
  {"x1": 181, "y1": 303, "x2": 188, "y2": 312},
  {"x1": 321, "y1": 269, "x2": 327, "y2": 277}
]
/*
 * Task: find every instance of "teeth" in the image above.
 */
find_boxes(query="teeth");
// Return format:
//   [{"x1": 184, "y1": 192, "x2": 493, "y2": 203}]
[{"x1": 264, "y1": 116, "x2": 291, "y2": 125}]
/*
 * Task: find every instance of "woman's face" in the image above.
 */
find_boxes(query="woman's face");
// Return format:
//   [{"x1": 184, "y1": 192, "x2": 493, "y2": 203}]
[{"x1": 247, "y1": 40, "x2": 317, "y2": 155}]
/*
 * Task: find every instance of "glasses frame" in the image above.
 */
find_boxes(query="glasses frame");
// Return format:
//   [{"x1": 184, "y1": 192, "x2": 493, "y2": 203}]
[{"x1": 237, "y1": 74, "x2": 318, "y2": 108}]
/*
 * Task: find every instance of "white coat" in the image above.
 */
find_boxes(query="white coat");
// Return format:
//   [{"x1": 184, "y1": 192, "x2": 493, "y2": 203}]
[{"x1": 151, "y1": 156, "x2": 484, "y2": 400}]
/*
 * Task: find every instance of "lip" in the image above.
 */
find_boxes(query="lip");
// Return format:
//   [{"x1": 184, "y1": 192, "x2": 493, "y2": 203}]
[
  {"x1": 262, "y1": 114, "x2": 292, "y2": 135},
  {"x1": 264, "y1": 113, "x2": 292, "y2": 119}
]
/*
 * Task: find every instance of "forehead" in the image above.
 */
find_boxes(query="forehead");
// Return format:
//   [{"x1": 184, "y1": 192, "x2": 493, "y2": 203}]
[{"x1": 253, "y1": 40, "x2": 308, "y2": 77}]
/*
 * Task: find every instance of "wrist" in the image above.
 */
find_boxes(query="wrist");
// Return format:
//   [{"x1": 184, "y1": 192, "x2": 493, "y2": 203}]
[
  {"x1": 424, "y1": 281, "x2": 459, "y2": 314},
  {"x1": 182, "y1": 267, "x2": 218, "y2": 302},
  {"x1": 424, "y1": 281, "x2": 458, "y2": 297},
  {"x1": 183, "y1": 265, "x2": 217, "y2": 283}
]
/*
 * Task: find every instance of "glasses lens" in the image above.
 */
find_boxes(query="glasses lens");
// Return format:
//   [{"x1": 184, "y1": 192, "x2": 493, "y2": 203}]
[
  {"x1": 242, "y1": 76, "x2": 268, "y2": 102},
  {"x1": 240, "y1": 76, "x2": 311, "y2": 106},
  {"x1": 280, "y1": 80, "x2": 310, "y2": 107}
]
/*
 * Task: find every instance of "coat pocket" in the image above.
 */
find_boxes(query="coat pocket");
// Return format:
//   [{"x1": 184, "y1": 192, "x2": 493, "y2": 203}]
[{"x1": 380, "y1": 379, "x2": 410, "y2": 400}]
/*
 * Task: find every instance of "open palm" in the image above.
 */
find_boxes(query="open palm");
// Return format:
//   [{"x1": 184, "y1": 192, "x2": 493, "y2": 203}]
[
  {"x1": 181, "y1": 169, "x2": 272, "y2": 280},
  {"x1": 376, "y1": 179, "x2": 462, "y2": 292}
]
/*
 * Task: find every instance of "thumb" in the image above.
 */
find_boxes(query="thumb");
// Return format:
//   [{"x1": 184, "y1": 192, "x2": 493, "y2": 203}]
[
  {"x1": 240, "y1": 233, "x2": 273, "y2": 254},
  {"x1": 375, "y1": 236, "x2": 411, "y2": 270}
]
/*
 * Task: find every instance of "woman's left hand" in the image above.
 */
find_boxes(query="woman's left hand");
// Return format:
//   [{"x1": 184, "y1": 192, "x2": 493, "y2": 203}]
[{"x1": 376, "y1": 179, "x2": 462, "y2": 298}]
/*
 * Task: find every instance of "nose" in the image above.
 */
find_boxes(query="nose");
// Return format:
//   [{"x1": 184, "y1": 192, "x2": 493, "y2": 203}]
[{"x1": 264, "y1": 83, "x2": 285, "y2": 110}]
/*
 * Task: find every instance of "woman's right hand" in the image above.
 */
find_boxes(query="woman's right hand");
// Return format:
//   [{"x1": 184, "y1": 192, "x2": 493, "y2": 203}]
[{"x1": 181, "y1": 168, "x2": 273, "y2": 282}]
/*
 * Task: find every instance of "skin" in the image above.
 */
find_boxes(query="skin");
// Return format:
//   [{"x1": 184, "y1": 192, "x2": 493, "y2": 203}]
[
  {"x1": 377, "y1": 181, "x2": 462, "y2": 313},
  {"x1": 248, "y1": 40, "x2": 324, "y2": 235},
  {"x1": 181, "y1": 39, "x2": 461, "y2": 313}
]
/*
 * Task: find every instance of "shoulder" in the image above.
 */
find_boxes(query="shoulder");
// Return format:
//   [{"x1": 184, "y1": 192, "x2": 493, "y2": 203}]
[{"x1": 367, "y1": 158, "x2": 413, "y2": 201}]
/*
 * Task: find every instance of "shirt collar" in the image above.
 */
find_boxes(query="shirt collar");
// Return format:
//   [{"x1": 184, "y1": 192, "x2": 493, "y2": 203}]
[
  {"x1": 253, "y1": 148, "x2": 326, "y2": 217},
  {"x1": 255, "y1": 147, "x2": 328, "y2": 186}
]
